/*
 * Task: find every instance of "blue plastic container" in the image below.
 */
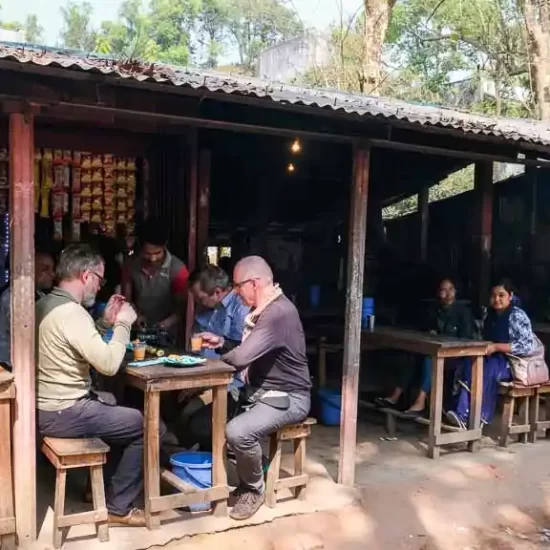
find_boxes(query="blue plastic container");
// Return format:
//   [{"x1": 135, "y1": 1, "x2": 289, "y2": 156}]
[
  {"x1": 318, "y1": 388, "x2": 341, "y2": 426},
  {"x1": 170, "y1": 452, "x2": 213, "y2": 512},
  {"x1": 309, "y1": 285, "x2": 321, "y2": 309},
  {"x1": 361, "y1": 297, "x2": 375, "y2": 328}
]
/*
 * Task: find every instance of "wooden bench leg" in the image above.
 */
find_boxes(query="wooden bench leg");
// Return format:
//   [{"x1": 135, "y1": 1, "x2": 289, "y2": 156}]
[
  {"x1": 53, "y1": 469, "x2": 67, "y2": 549},
  {"x1": 499, "y1": 396, "x2": 514, "y2": 448},
  {"x1": 519, "y1": 397, "x2": 529, "y2": 444},
  {"x1": 385, "y1": 411, "x2": 397, "y2": 438},
  {"x1": 545, "y1": 397, "x2": 550, "y2": 439},
  {"x1": 529, "y1": 393, "x2": 540, "y2": 444},
  {"x1": 90, "y1": 465, "x2": 109, "y2": 543},
  {"x1": 265, "y1": 435, "x2": 282, "y2": 508},
  {"x1": 293, "y1": 437, "x2": 306, "y2": 500}
]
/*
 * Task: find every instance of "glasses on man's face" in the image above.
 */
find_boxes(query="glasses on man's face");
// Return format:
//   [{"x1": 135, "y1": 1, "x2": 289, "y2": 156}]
[
  {"x1": 233, "y1": 279, "x2": 253, "y2": 290},
  {"x1": 88, "y1": 270, "x2": 106, "y2": 288}
]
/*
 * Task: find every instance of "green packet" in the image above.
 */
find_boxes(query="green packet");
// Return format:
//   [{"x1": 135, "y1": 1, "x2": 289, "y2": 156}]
[{"x1": 127, "y1": 356, "x2": 206, "y2": 368}]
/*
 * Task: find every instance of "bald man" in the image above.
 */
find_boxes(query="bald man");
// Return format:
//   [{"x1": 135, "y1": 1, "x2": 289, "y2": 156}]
[{"x1": 202, "y1": 256, "x2": 311, "y2": 520}]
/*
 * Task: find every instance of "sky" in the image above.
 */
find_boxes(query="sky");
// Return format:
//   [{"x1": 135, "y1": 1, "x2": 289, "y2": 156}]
[{"x1": 0, "y1": 0, "x2": 361, "y2": 55}]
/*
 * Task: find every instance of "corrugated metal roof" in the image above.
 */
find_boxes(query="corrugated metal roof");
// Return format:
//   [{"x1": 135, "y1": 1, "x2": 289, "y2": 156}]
[{"x1": 1, "y1": 42, "x2": 550, "y2": 147}]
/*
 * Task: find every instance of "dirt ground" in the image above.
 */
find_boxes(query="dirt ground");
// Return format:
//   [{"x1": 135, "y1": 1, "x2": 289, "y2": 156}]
[{"x1": 153, "y1": 420, "x2": 550, "y2": 550}]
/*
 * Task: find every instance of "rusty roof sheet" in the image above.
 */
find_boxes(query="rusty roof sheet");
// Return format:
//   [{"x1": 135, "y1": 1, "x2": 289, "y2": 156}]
[{"x1": 1, "y1": 42, "x2": 550, "y2": 147}]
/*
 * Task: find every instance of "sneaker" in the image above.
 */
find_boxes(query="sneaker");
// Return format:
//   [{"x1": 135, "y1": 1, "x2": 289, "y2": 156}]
[
  {"x1": 108, "y1": 507, "x2": 146, "y2": 527},
  {"x1": 229, "y1": 490, "x2": 265, "y2": 521},
  {"x1": 445, "y1": 410, "x2": 467, "y2": 431}
]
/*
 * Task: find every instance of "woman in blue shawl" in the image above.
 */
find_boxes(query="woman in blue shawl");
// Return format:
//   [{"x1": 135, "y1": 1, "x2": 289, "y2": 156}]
[{"x1": 446, "y1": 279, "x2": 537, "y2": 429}]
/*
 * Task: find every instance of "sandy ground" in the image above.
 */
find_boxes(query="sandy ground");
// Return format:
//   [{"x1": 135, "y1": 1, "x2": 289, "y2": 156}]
[{"x1": 152, "y1": 419, "x2": 550, "y2": 550}]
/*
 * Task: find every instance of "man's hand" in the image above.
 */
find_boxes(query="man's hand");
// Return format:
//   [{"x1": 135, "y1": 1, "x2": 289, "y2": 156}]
[
  {"x1": 200, "y1": 332, "x2": 224, "y2": 349},
  {"x1": 103, "y1": 294, "x2": 126, "y2": 325},
  {"x1": 116, "y1": 302, "x2": 138, "y2": 327}
]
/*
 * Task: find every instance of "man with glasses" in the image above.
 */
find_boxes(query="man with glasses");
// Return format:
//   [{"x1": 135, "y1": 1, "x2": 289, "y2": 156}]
[
  {"x1": 202, "y1": 256, "x2": 311, "y2": 521},
  {"x1": 37, "y1": 243, "x2": 155, "y2": 527}
]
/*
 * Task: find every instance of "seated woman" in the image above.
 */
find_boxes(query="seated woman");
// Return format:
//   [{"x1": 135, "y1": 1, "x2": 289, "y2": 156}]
[
  {"x1": 377, "y1": 278, "x2": 475, "y2": 417},
  {"x1": 446, "y1": 279, "x2": 537, "y2": 430}
]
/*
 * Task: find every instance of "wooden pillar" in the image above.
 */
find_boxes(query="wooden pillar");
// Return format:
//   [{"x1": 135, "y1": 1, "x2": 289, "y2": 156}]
[
  {"x1": 185, "y1": 130, "x2": 198, "y2": 344},
  {"x1": 419, "y1": 185, "x2": 429, "y2": 262},
  {"x1": 526, "y1": 160, "x2": 538, "y2": 265},
  {"x1": 338, "y1": 143, "x2": 370, "y2": 487},
  {"x1": 197, "y1": 150, "x2": 211, "y2": 265},
  {"x1": 9, "y1": 112, "x2": 36, "y2": 545},
  {"x1": 474, "y1": 161, "x2": 493, "y2": 309}
]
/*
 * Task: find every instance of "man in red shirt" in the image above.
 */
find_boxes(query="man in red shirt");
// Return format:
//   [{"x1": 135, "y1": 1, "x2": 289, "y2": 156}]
[{"x1": 122, "y1": 221, "x2": 189, "y2": 339}]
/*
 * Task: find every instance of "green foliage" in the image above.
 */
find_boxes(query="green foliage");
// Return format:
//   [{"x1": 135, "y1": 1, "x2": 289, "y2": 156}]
[{"x1": 60, "y1": 1, "x2": 97, "y2": 51}]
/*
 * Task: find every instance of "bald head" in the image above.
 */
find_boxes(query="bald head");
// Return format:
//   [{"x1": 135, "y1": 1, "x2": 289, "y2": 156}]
[{"x1": 234, "y1": 256, "x2": 273, "y2": 283}]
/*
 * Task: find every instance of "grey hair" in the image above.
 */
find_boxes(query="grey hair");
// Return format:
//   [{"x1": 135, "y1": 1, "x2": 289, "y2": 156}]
[
  {"x1": 189, "y1": 265, "x2": 230, "y2": 295},
  {"x1": 56, "y1": 243, "x2": 104, "y2": 282}
]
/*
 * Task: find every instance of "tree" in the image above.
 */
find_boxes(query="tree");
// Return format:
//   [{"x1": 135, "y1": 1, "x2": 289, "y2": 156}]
[
  {"x1": 59, "y1": 1, "x2": 97, "y2": 51},
  {"x1": 199, "y1": 0, "x2": 229, "y2": 68},
  {"x1": 226, "y1": 0, "x2": 303, "y2": 73},
  {"x1": 361, "y1": 0, "x2": 396, "y2": 94},
  {"x1": 518, "y1": 0, "x2": 550, "y2": 120},
  {"x1": 24, "y1": 14, "x2": 43, "y2": 43}
]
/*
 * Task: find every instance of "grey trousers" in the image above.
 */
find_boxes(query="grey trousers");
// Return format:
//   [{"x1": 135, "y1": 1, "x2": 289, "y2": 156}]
[{"x1": 225, "y1": 392, "x2": 310, "y2": 493}]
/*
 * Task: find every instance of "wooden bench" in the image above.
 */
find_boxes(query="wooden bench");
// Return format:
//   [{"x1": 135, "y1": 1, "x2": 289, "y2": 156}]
[
  {"x1": 265, "y1": 418, "x2": 316, "y2": 508},
  {"x1": 41, "y1": 437, "x2": 110, "y2": 548},
  {"x1": 498, "y1": 382, "x2": 537, "y2": 447},
  {"x1": 527, "y1": 383, "x2": 550, "y2": 442},
  {"x1": 0, "y1": 369, "x2": 15, "y2": 550}
]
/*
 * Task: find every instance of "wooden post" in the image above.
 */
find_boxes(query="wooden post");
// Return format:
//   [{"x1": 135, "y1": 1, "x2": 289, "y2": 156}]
[
  {"x1": 419, "y1": 185, "x2": 429, "y2": 262},
  {"x1": 185, "y1": 130, "x2": 198, "y2": 345},
  {"x1": 474, "y1": 161, "x2": 493, "y2": 310},
  {"x1": 9, "y1": 111, "x2": 36, "y2": 545},
  {"x1": 338, "y1": 144, "x2": 370, "y2": 487},
  {"x1": 197, "y1": 150, "x2": 211, "y2": 265},
  {"x1": 525, "y1": 160, "x2": 538, "y2": 265}
]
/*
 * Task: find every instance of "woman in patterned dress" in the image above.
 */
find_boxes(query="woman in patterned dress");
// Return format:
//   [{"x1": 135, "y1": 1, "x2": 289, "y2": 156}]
[{"x1": 446, "y1": 279, "x2": 537, "y2": 429}]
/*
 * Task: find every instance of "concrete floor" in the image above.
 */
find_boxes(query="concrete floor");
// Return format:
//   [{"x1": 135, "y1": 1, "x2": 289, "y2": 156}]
[{"x1": 32, "y1": 411, "x2": 550, "y2": 550}]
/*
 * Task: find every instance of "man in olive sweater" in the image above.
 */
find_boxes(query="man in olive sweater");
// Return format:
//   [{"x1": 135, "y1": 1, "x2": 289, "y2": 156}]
[{"x1": 37, "y1": 244, "x2": 150, "y2": 527}]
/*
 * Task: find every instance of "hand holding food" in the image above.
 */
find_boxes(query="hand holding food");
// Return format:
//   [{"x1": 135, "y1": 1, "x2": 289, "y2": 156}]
[
  {"x1": 103, "y1": 294, "x2": 126, "y2": 325},
  {"x1": 116, "y1": 302, "x2": 137, "y2": 326}
]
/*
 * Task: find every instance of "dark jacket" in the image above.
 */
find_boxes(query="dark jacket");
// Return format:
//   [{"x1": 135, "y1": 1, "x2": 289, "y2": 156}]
[{"x1": 423, "y1": 302, "x2": 475, "y2": 339}]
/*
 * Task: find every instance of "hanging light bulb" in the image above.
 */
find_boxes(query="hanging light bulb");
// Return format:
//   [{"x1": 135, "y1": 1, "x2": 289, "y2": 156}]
[
  {"x1": 287, "y1": 163, "x2": 295, "y2": 173},
  {"x1": 290, "y1": 139, "x2": 301, "y2": 154}
]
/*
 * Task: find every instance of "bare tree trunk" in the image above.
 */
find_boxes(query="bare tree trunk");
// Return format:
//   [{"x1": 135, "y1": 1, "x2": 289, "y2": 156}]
[
  {"x1": 519, "y1": 0, "x2": 550, "y2": 120},
  {"x1": 361, "y1": 0, "x2": 395, "y2": 95}
]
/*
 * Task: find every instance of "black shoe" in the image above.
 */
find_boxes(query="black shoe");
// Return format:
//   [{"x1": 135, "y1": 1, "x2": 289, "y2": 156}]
[
  {"x1": 401, "y1": 409, "x2": 422, "y2": 419},
  {"x1": 375, "y1": 397, "x2": 398, "y2": 409}
]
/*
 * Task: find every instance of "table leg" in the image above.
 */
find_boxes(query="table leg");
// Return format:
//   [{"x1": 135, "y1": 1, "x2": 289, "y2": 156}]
[
  {"x1": 317, "y1": 337, "x2": 327, "y2": 388},
  {"x1": 144, "y1": 390, "x2": 161, "y2": 529},
  {"x1": 212, "y1": 385, "x2": 228, "y2": 517},
  {"x1": 428, "y1": 356, "x2": 444, "y2": 459},
  {"x1": 468, "y1": 356, "x2": 483, "y2": 453}
]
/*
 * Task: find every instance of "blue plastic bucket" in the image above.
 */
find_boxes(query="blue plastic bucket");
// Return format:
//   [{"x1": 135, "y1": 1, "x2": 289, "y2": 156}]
[
  {"x1": 170, "y1": 452, "x2": 212, "y2": 512},
  {"x1": 318, "y1": 388, "x2": 341, "y2": 426},
  {"x1": 309, "y1": 285, "x2": 321, "y2": 309},
  {"x1": 361, "y1": 297, "x2": 374, "y2": 328}
]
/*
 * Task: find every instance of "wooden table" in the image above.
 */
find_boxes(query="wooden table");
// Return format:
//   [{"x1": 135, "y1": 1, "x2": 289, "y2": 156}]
[
  {"x1": 316, "y1": 326, "x2": 490, "y2": 459},
  {"x1": 125, "y1": 360, "x2": 234, "y2": 530}
]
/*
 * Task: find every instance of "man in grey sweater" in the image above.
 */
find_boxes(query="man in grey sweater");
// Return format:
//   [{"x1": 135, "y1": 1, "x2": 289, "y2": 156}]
[{"x1": 203, "y1": 256, "x2": 311, "y2": 520}]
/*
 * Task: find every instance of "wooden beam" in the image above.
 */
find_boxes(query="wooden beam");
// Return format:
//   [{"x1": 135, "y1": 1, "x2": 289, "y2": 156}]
[
  {"x1": 197, "y1": 150, "x2": 211, "y2": 265},
  {"x1": 419, "y1": 185, "x2": 429, "y2": 262},
  {"x1": 185, "y1": 130, "x2": 199, "y2": 345},
  {"x1": 9, "y1": 111, "x2": 36, "y2": 545},
  {"x1": 338, "y1": 144, "x2": 370, "y2": 487},
  {"x1": 474, "y1": 161, "x2": 494, "y2": 309}
]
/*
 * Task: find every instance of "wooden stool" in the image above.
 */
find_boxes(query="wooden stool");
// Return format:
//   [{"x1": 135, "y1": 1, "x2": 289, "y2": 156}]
[
  {"x1": 41, "y1": 438, "x2": 110, "y2": 548},
  {"x1": 498, "y1": 383, "x2": 537, "y2": 447},
  {"x1": 265, "y1": 418, "x2": 316, "y2": 508},
  {"x1": 528, "y1": 383, "x2": 550, "y2": 442}
]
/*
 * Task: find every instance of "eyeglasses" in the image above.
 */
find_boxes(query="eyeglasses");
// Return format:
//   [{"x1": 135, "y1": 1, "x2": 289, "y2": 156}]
[
  {"x1": 88, "y1": 270, "x2": 106, "y2": 288},
  {"x1": 233, "y1": 279, "x2": 254, "y2": 289}
]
